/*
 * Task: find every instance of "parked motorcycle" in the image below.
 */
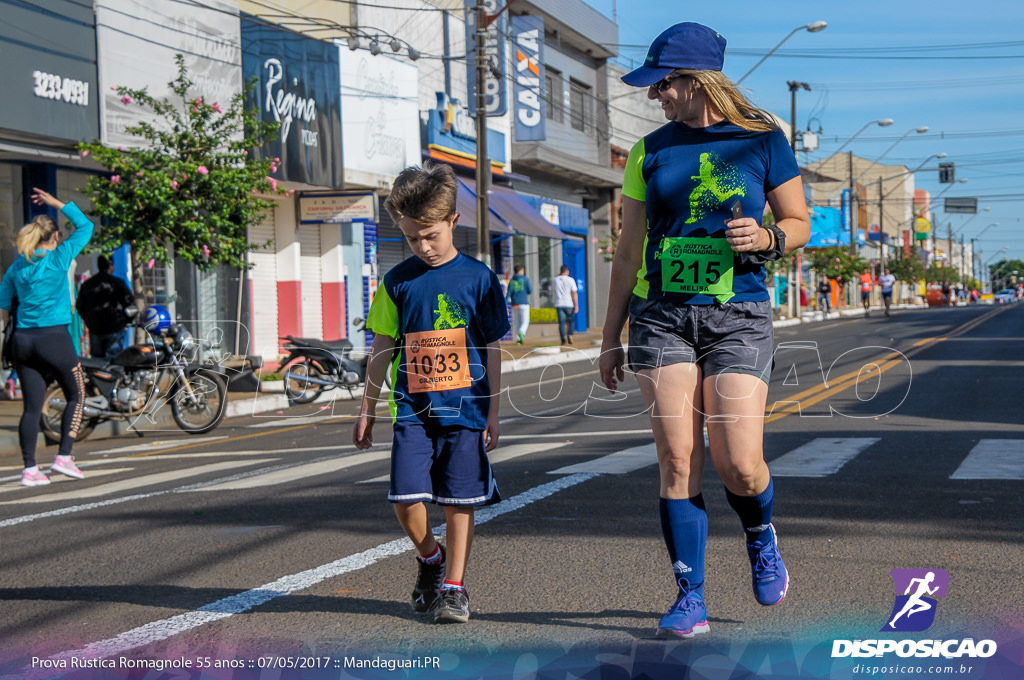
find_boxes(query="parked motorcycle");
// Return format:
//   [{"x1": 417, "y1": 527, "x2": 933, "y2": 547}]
[
  {"x1": 41, "y1": 305, "x2": 228, "y2": 442},
  {"x1": 280, "y1": 318, "x2": 379, "y2": 403}
]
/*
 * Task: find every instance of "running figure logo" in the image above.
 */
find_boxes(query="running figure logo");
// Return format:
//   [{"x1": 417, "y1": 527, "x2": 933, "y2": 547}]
[
  {"x1": 433, "y1": 293, "x2": 467, "y2": 330},
  {"x1": 881, "y1": 568, "x2": 949, "y2": 632},
  {"x1": 686, "y1": 152, "x2": 746, "y2": 224}
]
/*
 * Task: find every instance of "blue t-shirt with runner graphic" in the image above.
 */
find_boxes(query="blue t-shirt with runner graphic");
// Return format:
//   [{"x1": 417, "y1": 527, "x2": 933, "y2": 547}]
[
  {"x1": 621, "y1": 120, "x2": 799, "y2": 304},
  {"x1": 366, "y1": 251, "x2": 510, "y2": 429}
]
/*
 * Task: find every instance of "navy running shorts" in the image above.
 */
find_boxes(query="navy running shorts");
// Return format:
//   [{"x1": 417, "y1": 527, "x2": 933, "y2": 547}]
[
  {"x1": 389, "y1": 420, "x2": 501, "y2": 506},
  {"x1": 626, "y1": 296, "x2": 775, "y2": 384}
]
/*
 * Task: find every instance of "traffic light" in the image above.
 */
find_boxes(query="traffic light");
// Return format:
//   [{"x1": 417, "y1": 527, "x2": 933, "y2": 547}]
[{"x1": 939, "y1": 162, "x2": 955, "y2": 184}]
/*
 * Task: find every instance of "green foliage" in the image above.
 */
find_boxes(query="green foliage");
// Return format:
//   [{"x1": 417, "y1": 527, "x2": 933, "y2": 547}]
[
  {"x1": 77, "y1": 55, "x2": 285, "y2": 271},
  {"x1": 989, "y1": 258, "x2": 1024, "y2": 289},
  {"x1": 887, "y1": 252, "x2": 926, "y2": 284},
  {"x1": 531, "y1": 307, "x2": 558, "y2": 323},
  {"x1": 806, "y1": 246, "x2": 867, "y2": 285},
  {"x1": 925, "y1": 263, "x2": 960, "y2": 285}
]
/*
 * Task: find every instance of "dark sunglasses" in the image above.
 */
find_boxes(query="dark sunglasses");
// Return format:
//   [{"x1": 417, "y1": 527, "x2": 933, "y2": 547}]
[{"x1": 651, "y1": 73, "x2": 687, "y2": 93}]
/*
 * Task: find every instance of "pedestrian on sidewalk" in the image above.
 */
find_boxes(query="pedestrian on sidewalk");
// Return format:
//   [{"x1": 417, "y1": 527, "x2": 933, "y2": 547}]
[
  {"x1": 352, "y1": 163, "x2": 509, "y2": 624},
  {"x1": 552, "y1": 264, "x2": 578, "y2": 345},
  {"x1": 0, "y1": 188, "x2": 94, "y2": 487},
  {"x1": 878, "y1": 268, "x2": 896, "y2": 317},
  {"x1": 816, "y1": 277, "x2": 832, "y2": 315},
  {"x1": 77, "y1": 254, "x2": 134, "y2": 358},
  {"x1": 506, "y1": 264, "x2": 532, "y2": 344},
  {"x1": 860, "y1": 268, "x2": 874, "y2": 316},
  {"x1": 600, "y1": 22, "x2": 810, "y2": 640}
]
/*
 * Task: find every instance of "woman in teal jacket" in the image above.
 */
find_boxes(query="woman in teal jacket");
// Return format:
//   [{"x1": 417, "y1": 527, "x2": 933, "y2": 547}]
[{"x1": 0, "y1": 188, "x2": 94, "y2": 487}]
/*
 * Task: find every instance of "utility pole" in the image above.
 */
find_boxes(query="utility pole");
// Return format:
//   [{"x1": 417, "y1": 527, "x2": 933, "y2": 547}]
[{"x1": 474, "y1": 0, "x2": 490, "y2": 265}]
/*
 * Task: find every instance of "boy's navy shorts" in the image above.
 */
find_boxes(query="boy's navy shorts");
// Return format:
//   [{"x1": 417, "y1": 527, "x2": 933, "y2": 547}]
[
  {"x1": 388, "y1": 420, "x2": 501, "y2": 506},
  {"x1": 627, "y1": 296, "x2": 774, "y2": 385}
]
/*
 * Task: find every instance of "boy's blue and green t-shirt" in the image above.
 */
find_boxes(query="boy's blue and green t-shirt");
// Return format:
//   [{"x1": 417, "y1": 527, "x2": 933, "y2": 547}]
[
  {"x1": 366, "y1": 251, "x2": 510, "y2": 429},
  {"x1": 622, "y1": 120, "x2": 799, "y2": 304}
]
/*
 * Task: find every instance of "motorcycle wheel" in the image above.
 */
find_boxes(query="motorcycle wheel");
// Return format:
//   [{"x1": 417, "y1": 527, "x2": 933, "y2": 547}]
[
  {"x1": 40, "y1": 382, "x2": 97, "y2": 443},
  {"x1": 284, "y1": 359, "x2": 325, "y2": 404},
  {"x1": 171, "y1": 369, "x2": 228, "y2": 434}
]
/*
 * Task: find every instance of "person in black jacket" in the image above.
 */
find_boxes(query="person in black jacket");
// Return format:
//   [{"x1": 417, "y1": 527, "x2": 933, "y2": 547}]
[{"x1": 77, "y1": 255, "x2": 134, "y2": 359}]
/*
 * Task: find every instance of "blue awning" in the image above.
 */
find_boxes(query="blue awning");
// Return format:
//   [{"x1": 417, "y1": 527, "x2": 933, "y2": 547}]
[
  {"x1": 455, "y1": 178, "x2": 513, "y2": 234},
  {"x1": 487, "y1": 185, "x2": 568, "y2": 240}
]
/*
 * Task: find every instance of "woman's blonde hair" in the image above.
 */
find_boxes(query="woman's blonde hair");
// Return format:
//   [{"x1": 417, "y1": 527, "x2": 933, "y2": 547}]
[
  {"x1": 678, "y1": 69, "x2": 779, "y2": 133},
  {"x1": 17, "y1": 214, "x2": 58, "y2": 263}
]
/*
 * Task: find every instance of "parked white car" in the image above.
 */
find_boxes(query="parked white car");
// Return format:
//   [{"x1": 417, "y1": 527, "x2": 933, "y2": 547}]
[{"x1": 993, "y1": 289, "x2": 1017, "y2": 304}]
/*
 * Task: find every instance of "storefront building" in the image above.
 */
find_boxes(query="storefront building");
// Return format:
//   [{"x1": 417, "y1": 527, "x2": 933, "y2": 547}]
[
  {"x1": 242, "y1": 16, "x2": 345, "y2": 365},
  {"x1": 0, "y1": 0, "x2": 103, "y2": 348}
]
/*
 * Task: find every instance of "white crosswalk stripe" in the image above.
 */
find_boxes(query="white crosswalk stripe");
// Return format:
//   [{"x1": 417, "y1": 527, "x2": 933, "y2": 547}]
[
  {"x1": 769, "y1": 437, "x2": 880, "y2": 478},
  {"x1": 950, "y1": 440, "x2": 1024, "y2": 480}
]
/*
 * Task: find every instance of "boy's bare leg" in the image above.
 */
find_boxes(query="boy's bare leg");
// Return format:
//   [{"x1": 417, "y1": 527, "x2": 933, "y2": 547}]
[
  {"x1": 443, "y1": 506, "x2": 475, "y2": 583},
  {"x1": 394, "y1": 502, "x2": 438, "y2": 555}
]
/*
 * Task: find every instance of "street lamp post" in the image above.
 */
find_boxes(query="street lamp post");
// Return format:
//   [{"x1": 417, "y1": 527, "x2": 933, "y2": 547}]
[
  {"x1": 984, "y1": 247, "x2": 1009, "y2": 292},
  {"x1": 735, "y1": 21, "x2": 827, "y2": 84},
  {"x1": 865, "y1": 153, "x2": 947, "y2": 268},
  {"x1": 970, "y1": 222, "x2": 1000, "y2": 281},
  {"x1": 831, "y1": 118, "x2": 894, "y2": 254}
]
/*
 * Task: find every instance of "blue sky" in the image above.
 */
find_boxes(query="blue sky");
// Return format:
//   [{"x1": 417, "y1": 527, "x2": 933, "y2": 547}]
[{"x1": 584, "y1": 0, "x2": 1024, "y2": 262}]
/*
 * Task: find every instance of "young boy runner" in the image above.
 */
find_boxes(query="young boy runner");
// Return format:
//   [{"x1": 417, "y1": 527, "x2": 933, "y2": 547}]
[{"x1": 352, "y1": 163, "x2": 510, "y2": 623}]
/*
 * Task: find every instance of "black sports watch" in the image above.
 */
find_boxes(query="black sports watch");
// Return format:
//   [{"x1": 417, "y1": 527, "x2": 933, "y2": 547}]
[{"x1": 744, "y1": 223, "x2": 786, "y2": 264}]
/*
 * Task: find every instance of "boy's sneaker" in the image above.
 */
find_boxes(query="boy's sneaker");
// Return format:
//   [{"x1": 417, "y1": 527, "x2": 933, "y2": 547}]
[
  {"x1": 21, "y1": 469, "x2": 51, "y2": 487},
  {"x1": 747, "y1": 524, "x2": 789, "y2": 606},
  {"x1": 432, "y1": 587, "x2": 470, "y2": 623},
  {"x1": 51, "y1": 456, "x2": 85, "y2": 480},
  {"x1": 656, "y1": 579, "x2": 709, "y2": 639},
  {"x1": 411, "y1": 547, "x2": 446, "y2": 613}
]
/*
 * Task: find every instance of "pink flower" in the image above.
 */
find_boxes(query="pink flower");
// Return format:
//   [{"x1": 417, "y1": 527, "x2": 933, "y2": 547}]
[
  {"x1": 135, "y1": 171, "x2": 142, "y2": 177},
  {"x1": 243, "y1": 150, "x2": 248, "y2": 156},
  {"x1": 80, "y1": 150, "x2": 90, "y2": 158},
  {"x1": 202, "y1": 245, "x2": 211, "y2": 257},
  {"x1": 268, "y1": 177, "x2": 278, "y2": 192},
  {"x1": 110, "y1": 86, "x2": 117, "y2": 91},
  {"x1": 197, "y1": 166, "x2": 209, "y2": 175},
  {"x1": 211, "y1": 102, "x2": 223, "y2": 114},
  {"x1": 591, "y1": 237, "x2": 599, "y2": 243},
  {"x1": 147, "y1": 259, "x2": 155, "y2": 269},
  {"x1": 274, "y1": 157, "x2": 280, "y2": 163},
  {"x1": 194, "y1": 97, "x2": 203, "y2": 105},
  {"x1": 171, "y1": 180, "x2": 180, "y2": 190},
  {"x1": 110, "y1": 175, "x2": 121, "y2": 185},
  {"x1": 121, "y1": 95, "x2": 131, "y2": 105},
  {"x1": 181, "y1": 172, "x2": 188, "y2": 181}
]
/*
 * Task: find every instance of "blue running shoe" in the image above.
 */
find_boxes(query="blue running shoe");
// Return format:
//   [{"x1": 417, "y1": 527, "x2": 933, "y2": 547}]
[
  {"x1": 747, "y1": 523, "x2": 789, "y2": 606},
  {"x1": 656, "y1": 579, "x2": 709, "y2": 639}
]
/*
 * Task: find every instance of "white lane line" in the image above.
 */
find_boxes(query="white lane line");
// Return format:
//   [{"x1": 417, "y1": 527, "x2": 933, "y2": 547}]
[
  {"x1": 951, "y1": 440, "x2": 1024, "y2": 480},
  {"x1": 0, "y1": 450, "x2": 391, "y2": 528},
  {"x1": 769, "y1": 438, "x2": 880, "y2": 478},
  {"x1": 499, "y1": 428, "x2": 652, "y2": 441},
  {"x1": 0, "y1": 461, "x2": 274, "y2": 505},
  {"x1": 0, "y1": 468, "x2": 134, "y2": 494},
  {"x1": 97, "y1": 436, "x2": 229, "y2": 455},
  {"x1": 184, "y1": 451, "x2": 391, "y2": 492},
  {"x1": 357, "y1": 441, "x2": 569, "y2": 484},
  {"x1": 246, "y1": 415, "x2": 336, "y2": 428},
  {"x1": 548, "y1": 443, "x2": 658, "y2": 475},
  {"x1": 29, "y1": 472, "x2": 598, "y2": 669}
]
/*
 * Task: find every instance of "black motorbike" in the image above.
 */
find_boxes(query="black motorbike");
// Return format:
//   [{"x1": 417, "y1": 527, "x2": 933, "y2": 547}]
[
  {"x1": 280, "y1": 318, "x2": 379, "y2": 403},
  {"x1": 41, "y1": 318, "x2": 228, "y2": 442}
]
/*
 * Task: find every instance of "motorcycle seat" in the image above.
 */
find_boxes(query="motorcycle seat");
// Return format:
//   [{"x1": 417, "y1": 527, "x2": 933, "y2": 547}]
[
  {"x1": 285, "y1": 336, "x2": 353, "y2": 352},
  {"x1": 80, "y1": 357, "x2": 109, "y2": 370}
]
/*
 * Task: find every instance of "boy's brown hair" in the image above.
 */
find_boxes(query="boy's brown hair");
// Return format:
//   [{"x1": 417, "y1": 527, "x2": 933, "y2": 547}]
[{"x1": 384, "y1": 162, "x2": 458, "y2": 225}]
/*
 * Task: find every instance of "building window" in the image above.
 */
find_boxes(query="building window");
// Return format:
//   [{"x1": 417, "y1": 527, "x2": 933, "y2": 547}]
[
  {"x1": 545, "y1": 67, "x2": 563, "y2": 123},
  {"x1": 569, "y1": 79, "x2": 589, "y2": 132}
]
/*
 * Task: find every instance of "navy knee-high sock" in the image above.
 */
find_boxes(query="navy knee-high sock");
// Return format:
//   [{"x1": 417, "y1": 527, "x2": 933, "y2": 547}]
[
  {"x1": 659, "y1": 495, "x2": 707, "y2": 593},
  {"x1": 725, "y1": 477, "x2": 775, "y2": 545}
]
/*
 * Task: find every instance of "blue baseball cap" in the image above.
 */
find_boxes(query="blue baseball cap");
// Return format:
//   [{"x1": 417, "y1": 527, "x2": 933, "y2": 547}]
[{"x1": 621, "y1": 22, "x2": 727, "y2": 87}]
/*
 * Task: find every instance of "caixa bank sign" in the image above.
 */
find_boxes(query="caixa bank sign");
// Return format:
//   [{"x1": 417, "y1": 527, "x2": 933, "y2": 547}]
[{"x1": 832, "y1": 569, "x2": 996, "y2": 660}]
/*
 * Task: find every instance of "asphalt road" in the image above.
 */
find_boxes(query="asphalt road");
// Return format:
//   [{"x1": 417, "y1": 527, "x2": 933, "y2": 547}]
[{"x1": 1, "y1": 304, "x2": 1022, "y2": 679}]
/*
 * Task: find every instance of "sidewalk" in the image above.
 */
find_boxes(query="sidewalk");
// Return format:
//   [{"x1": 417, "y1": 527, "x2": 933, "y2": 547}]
[{"x1": 0, "y1": 304, "x2": 921, "y2": 457}]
